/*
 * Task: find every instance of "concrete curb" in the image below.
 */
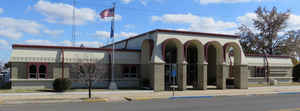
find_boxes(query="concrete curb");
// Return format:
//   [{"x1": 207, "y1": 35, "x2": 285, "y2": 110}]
[
  {"x1": 169, "y1": 96, "x2": 213, "y2": 100},
  {"x1": 124, "y1": 97, "x2": 156, "y2": 101},
  {"x1": 81, "y1": 98, "x2": 108, "y2": 103}
]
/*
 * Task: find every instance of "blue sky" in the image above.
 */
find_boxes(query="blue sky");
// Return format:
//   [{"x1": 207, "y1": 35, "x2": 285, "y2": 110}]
[{"x1": 0, "y1": 0, "x2": 300, "y2": 62}]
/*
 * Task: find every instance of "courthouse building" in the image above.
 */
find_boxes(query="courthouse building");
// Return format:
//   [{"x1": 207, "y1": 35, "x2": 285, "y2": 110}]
[{"x1": 9, "y1": 29, "x2": 293, "y2": 91}]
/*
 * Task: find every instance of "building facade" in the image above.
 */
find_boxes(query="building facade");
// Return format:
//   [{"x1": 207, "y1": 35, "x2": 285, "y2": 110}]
[{"x1": 9, "y1": 29, "x2": 294, "y2": 91}]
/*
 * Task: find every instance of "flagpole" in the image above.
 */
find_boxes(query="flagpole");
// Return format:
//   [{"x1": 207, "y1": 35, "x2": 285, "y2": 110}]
[{"x1": 108, "y1": 2, "x2": 118, "y2": 90}]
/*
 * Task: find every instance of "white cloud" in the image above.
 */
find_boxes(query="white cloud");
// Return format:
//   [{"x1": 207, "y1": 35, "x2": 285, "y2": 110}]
[
  {"x1": 119, "y1": 32, "x2": 137, "y2": 38},
  {"x1": 287, "y1": 14, "x2": 300, "y2": 31},
  {"x1": 0, "y1": 8, "x2": 3, "y2": 14},
  {"x1": 25, "y1": 40, "x2": 57, "y2": 46},
  {"x1": 24, "y1": 39, "x2": 103, "y2": 47},
  {"x1": 0, "y1": 17, "x2": 43, "y2": 39},
  {"x1": 44, "y1": 29, "x2": 64, "y2": 37},
  {"x1": 152, "y1": 13, "x2": 200, "y2": 24},
  {"x1": 121, "y1": 0, "x2": 134, "y2": 4},
  {"x1": 120, "y1": 0, "x2": 164, "y2": 5},
  {"x1": 34, "y1": 0, "x2": 96, "y2": 25},
  {"x1": 93, "y1": 31, "x2": 137, "y2": 38},
  {"x1": 94, "y1": 31, "x2": 110, "y2": 38},
  {"x1": 152, "y1": 13, "x2": 237, "y2": 34},
  {"x1": 237, "y1": 13, "x2": 257, "y2": 26},
  {"x1": 198, "y1": 0, "x2": 269, "y2": 4},
  {"x1": 60, "y1": 40, "x2": 103, "y2": 47},
  {"x1": 0, "y1": 39, "x2": 9, "y2": 49},
  {"x1": 59, "y1": 40, "x2": 72, "y2": 46}
]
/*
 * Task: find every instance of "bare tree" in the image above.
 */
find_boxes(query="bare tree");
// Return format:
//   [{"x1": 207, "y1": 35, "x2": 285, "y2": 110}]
[
  {"x1": 238, "y1": 6, "x2": 290, "y2": 55},
  {"x1": 280, "y1": 30, "x2": 300, "y2": 59},
  {"x1": 0, "y1": 60, "x2": 3, "y2": 73},
  {"x1": 70, "y1": 57, "x2": 109, "y2": 98}
]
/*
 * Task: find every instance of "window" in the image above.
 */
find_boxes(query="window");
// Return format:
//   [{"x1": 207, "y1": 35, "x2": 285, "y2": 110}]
[
  {"x1": 39, "y1": 65, "x2": 47, "y2": 79},
  {"x1": 28, "y1": 63, "x2": 48, "y2": 79},
  {"x1": 255, "y1": 67, "x2": 266, "y2": 77},
  {"x1": 123, "y1": 65, "x2": 137, "y2": 78},
  {"x1": 29, "y1": 65, "x2": 37, "y2": 79}
]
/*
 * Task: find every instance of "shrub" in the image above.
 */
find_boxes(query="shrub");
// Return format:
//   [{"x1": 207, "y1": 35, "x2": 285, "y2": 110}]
[
  {"x1": 0, "y1": 81, "x2": 11, "y2": 89},
  {"x1": 52, "y1": 78, "x2": 72, "y2": 92},
  {"x1": 293, "y1": 64, "x2": 300, "y2": 82}
]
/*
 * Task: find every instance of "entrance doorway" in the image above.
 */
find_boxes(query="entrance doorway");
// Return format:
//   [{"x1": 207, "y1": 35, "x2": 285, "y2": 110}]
[
  {"x1": 207, "y1": 45, "x2": 217, "y2": 86},
  {"x1": 164, "y1": 41, "x2": 178, "y2": 90},
  {"x1": 186, "y1": 44, "x2": 198, "y2": 87}
]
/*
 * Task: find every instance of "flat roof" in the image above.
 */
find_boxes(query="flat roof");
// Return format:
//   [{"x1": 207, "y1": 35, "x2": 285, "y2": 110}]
[
  {"x1": 102, "y1": 29, "x2": 239, "y2": 48},
  {"x1": 12, "y1": 44, "x2": 141, "y2": 52}
]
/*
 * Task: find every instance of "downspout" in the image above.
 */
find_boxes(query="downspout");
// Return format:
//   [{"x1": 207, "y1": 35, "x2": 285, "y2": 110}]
[{"x1": 62, "y1": 48, "x2": 65, "y2": 79}]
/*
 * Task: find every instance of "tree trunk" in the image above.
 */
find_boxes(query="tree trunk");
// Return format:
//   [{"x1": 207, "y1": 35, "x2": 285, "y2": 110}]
[{"x1": 88, "y1": 74, "x2": 92, "y2": 99}]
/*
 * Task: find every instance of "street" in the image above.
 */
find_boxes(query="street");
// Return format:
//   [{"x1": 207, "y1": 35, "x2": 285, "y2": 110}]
[{"x1": 1, "y1": 94, "x2": 300, "y2": 111}]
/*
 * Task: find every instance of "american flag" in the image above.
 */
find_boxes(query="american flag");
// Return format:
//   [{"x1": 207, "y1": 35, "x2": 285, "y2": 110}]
[{"x1": 100, "y1": 8, "x2": 114, "y2": 19}]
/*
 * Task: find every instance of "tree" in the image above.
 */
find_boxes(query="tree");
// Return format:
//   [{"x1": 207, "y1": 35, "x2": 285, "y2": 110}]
[
  {"x1": 70, "y1": 57, "x2": 109, "y2": 98},
  {"x1": 280, "y1": 30, "x2": 300, "y2": 59},
  {"x1": 4, "y1": 63, "x2": 10, "y2": 69},
  {"x1": 293, "y1": 64, "x2": 300, "y2": 82},
  {"x1": 238, "y1": 6, "x2": 290, "y2": 55}
]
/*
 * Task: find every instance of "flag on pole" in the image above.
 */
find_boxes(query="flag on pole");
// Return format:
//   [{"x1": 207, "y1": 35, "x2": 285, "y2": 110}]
[
  {"x1": 100, "y1": 8, "x2": 114, "y2": 19},
  {"x1": 110, "y1": 24, "x2": 114, "y2": 38}
]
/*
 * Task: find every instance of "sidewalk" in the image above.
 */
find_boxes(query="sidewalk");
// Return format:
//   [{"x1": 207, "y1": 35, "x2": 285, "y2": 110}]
[{"x1": 1, "y1": 86, "x2": 300, "y2": 104}]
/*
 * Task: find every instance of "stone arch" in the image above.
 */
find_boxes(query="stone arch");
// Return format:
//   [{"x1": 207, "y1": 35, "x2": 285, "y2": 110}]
[
  {"x1": 205, "y1": 41, "x2": 224, "y2": 64},
  {"x1": 184, "y1": 40, "x2": 205, "y2": 64},
  {"x1": 141, "y1": 39, "x2": 154, "y2": 63},
  {"x1": 162, "y1": 38, "x2": 184, "y2": 63},
  {"x1": 205, "y1": 41, "x2": 225, "y2": 89},
  {"x1": 223, "y1": 42, "x2": 242, "y2": 65},
  {"x1": 223, "y1": 42, "x2": 244, "y2": 89},
  {"x1": 184, "y1": 40, "x2": 206, "y2": 89},
  {"x1": 161, "y1": 38, "x2": 186, "y2": 90}
]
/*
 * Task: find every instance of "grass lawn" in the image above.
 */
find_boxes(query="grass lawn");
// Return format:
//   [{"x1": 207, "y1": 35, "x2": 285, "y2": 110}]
[{"x1": 0, "y1": 88, "x2": 142, "y2": 93}]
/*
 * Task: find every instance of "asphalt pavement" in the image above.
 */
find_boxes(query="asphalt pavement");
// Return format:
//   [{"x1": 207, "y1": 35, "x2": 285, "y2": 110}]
[{"x1": 1, "y1": 94, "x2": 300, "y2": 111}]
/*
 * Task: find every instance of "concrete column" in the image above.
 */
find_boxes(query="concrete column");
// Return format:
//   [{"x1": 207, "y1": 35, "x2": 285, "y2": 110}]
[
  {"x1": 196, "y1": 63, "x2": 207, "y2": 90},
  {"x1": 140, "y1": 64, "x2": 152, "y2": 88},
  {"x1": 177, "y1": 62, "x2": 187, "y2": 91},
  {"x1": 234, "y1": 65, "x2": 248, "y2": 89},
  {"x1": 216, "y1": 64, "x2": 228, "y2": 89},
  {"x1": 152, "y1": 63, "x2": 165, "y2": 91}
]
